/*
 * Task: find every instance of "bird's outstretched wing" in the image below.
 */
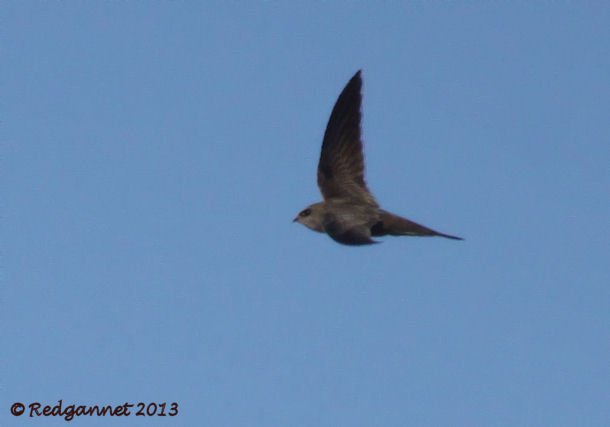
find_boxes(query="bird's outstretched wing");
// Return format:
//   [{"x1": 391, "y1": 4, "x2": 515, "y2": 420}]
[
  {"x1": 371, "y1": 210, "x2": 464, "y2": 240},
  {"x1": 317, "y1": 70, "x2": 377, "y2": 207}
]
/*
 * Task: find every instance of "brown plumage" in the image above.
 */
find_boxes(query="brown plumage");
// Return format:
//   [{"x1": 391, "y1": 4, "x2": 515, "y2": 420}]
[{"x1": 294, "y1": 70, "x2": 463, "y2": 245}]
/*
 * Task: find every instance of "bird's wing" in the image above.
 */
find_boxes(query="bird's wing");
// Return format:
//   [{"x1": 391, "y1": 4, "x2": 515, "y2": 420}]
[
  {"x1": 317, "y1": 70, "x2": 377, "y2": 207},
  {"x1": 372, "y1": 210, "x2": 464, "y2": 240}
]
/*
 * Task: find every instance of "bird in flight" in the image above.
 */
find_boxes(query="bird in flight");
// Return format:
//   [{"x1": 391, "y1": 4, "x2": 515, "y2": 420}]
[{"x1": 293, "y1": 70, "x2": 463, "y2": 245}]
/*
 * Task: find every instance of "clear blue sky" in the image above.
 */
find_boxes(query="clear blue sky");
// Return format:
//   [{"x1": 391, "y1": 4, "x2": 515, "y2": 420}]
[{"x1": 3, "y1": 2, "x2": 609, "y2": 426}]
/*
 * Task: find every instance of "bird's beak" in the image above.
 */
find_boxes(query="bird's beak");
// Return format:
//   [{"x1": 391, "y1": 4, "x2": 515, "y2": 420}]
[{"x1": 292, "y1": 217, "x2": 298, "y2": 223}]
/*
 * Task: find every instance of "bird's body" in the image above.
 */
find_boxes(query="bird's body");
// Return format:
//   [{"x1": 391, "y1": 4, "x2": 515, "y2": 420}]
[
  {"x1": 294, "y1": 70, "x2": 462, "y2": 245},
  {"x1": 320, "y1": 198, "x2": 379, "y2": 245}
]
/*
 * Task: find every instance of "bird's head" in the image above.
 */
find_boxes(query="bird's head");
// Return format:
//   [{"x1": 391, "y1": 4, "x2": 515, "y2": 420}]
[{"x1": 293, "y1": 202, "x2": 326, "y2": 232}]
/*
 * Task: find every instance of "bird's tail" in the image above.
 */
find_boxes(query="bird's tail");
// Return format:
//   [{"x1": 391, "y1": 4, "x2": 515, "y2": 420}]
[{"x1": 372, "y1": 210, "x2": 463, "y2": 241}]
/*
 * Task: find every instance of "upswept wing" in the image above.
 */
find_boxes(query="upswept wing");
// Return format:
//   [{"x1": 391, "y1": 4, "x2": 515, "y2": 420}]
[{"x1": 317, "y1": 70, "x2": 377, "y2": 206}]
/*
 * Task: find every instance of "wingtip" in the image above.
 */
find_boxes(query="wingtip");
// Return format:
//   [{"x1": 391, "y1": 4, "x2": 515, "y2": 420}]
[{"x1": 441, "y1": 234, "x2": 464, "y2": 241}]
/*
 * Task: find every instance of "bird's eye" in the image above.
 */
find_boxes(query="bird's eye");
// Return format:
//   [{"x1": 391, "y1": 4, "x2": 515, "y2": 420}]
[{"x1": 299, "y1": 208, "x2": 312, "y2": 217}]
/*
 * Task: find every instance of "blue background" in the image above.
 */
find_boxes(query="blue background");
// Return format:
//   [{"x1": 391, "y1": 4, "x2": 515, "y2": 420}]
[{"x1": 3, "y1": 2, "x2": 609, "y2": 426}]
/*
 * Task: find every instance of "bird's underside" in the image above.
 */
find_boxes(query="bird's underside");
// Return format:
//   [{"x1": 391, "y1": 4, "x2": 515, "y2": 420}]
[{"x1": 294, "y1": 70, "x2": 463, "y2": 245}]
